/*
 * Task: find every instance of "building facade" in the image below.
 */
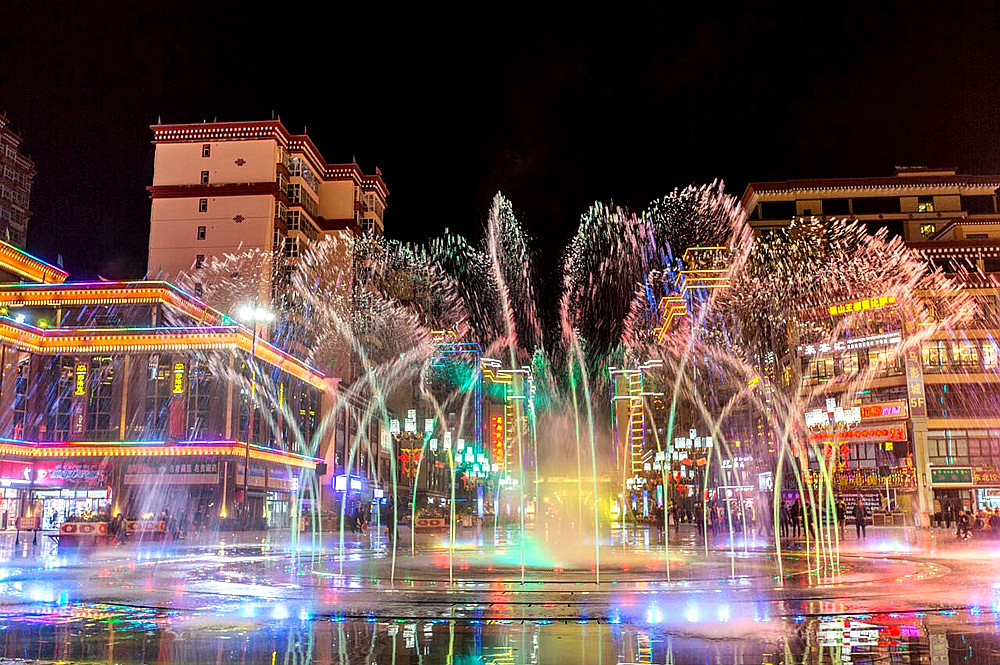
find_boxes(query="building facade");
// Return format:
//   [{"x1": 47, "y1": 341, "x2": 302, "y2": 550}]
[
  {"x1": 146, "y1": 120, "x2": 388, "y2": 295},
  {"x1": 0, "y1": 240, "x2": 336, "y2": 531},
  {"x1": 0, "y1": 114, "x2": 34, "y2": 248},
  {"x1": 744, "y1": 169, "x2": 1000, "y2": 524}
]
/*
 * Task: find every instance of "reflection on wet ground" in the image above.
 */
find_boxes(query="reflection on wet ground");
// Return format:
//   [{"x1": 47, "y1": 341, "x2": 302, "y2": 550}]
[
  {"x1": 0, "y1": 604, "x2": 996, "y2": 664},
  {"x1": 0, "y1": 525, "x2": 995, "y2": 662}
]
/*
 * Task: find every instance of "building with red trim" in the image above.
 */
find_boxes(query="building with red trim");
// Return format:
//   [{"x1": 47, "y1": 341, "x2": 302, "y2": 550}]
[
  {"x1": 743, "y1": 169, "x2": 1000, "y2": 523},
  {"x1": 146, "y1": 119, "x2": 388, "y2": 293},
  {"x1": 0, "y1": 240, "x2": 337, "y2": 531}
]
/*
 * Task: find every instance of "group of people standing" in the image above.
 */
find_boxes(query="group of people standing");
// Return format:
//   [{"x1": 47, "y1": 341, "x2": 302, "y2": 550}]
[{"x1": 777, "y1": 497, "x2": 870, "y2": 540}]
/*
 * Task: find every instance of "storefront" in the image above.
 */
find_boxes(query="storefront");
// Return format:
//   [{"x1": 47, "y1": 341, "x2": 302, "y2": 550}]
[
  {"x1": 28, "y1": 460, "x2": 113, "y2": 529},
  {"x1": 931, "y1": 466, "x2": 1000, "y2": 513},
  {"x1": 123, "y1": 459, "x2": 221, "y2": 528}
]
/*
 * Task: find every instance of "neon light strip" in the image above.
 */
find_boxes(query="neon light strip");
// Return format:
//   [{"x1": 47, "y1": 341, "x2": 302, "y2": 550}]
[
  {"x1": 0, "y1": 241, "x2": 67, "y2": 284},
  {"x1": 0, "y1": 319, "x2": 327, "y2": 388},
  {"x1": 0, "y1": 280, "x2": 233, "y2": 327}
]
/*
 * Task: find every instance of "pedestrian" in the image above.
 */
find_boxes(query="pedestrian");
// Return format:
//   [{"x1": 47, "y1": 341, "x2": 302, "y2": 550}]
[
  {"x1": 836, "y1": 498, "x2": 847, "y2": 540},
  {"x1": 853, "y1": 498, "x2": 868, "y2": 540},
  {"x1": 792, "y1": 500, "x2": 803, "y2": 538},
  {"x1": 779, "y1": 502, "x2": 789, "y2": 538},
  {"x1": 957, "y1": 509, "x2": 971, "y2": 540},
  {"x1": 944, "y1": 503, "x2": 953, "y2": 530}
]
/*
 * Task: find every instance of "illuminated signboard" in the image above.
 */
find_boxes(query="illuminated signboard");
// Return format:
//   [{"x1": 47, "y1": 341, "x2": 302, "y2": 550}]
[
  {"x1": 828, "y1": 295, "x2": 896, "y2": 317},
  {"x1": 808, "y1": 426, "x2": 907, "y2": 444},
  {"x1": 404, "y1": 409, "x2": 417, "y2": 433},
  {"x1": 799, "y1": 331, "x2": 902, "y2": 356},
  {"x1": 389, "y1": 419, "x2": 400, "y2": 435},
  {"x1": 172, "y1": 362, "x2": 185, "y2": 394},
  {"x1": 806, "y1": 400, "x2": 907, "y2": 427},
  {"x1": 490, "y1": 414, "x2": 504, "y2": 470},
  {"x1": 859, "y1": 401, "x2": 907, "y2": 420},
  {"x1": 74, "y1": 363, "x2": 87, "y2": 396}
]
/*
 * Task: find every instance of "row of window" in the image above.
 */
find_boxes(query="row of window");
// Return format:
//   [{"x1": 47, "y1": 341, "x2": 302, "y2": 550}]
[
  {"x1": 927, "y1": 430, "x2": 1000, "y2": 468},
  {"x1": 754, "y1": 195, "x2": 997, "y2": 220},
  {"x1": 10, "y1": 353, "x2": 321, "y2": 448},
  {"x1": 804, "y1": 340, "x2": 1000, "y2": 384},
  {"x1": 1, "y1": 165, "x2": 28, "y2": 188}
]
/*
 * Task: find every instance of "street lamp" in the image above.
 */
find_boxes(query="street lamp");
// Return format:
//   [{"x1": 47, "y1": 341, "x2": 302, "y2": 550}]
[{"x1": 237, "y1": 304, "x2": 274, "y2": 526}]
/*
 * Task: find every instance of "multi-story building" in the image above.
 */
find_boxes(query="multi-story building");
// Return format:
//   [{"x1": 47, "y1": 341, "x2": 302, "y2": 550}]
[
  {"x1": 742, "y1": 166, "x2": 1000, "y2": 245},
  {"x1": 146, "y1": 120, "x2": 388, "y2": 296},
  {"x1": 743, "y1": 169, "x2": 1000, "y2": 524},
  {"x1": 0, "y1": 114, "x2": 34, "y2": 247},
  {"x1": 0, "y1": 237, "x2": 339, "y2": 531}
]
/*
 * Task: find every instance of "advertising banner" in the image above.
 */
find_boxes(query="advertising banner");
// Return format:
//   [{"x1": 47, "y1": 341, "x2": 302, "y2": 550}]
[{"x1": 123, "y1": 461, "x2": 220, "y2": 486}]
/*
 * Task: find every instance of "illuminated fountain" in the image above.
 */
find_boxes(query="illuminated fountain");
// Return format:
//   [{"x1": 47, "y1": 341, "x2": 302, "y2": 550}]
[{"x1": 4, "y1": 183, "x2": 985, "y2": 633}]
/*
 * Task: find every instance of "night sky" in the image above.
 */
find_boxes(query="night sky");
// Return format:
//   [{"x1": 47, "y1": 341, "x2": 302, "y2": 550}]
[{"x1": 1, "y1": 2, "x2": 999, "y2": 280}]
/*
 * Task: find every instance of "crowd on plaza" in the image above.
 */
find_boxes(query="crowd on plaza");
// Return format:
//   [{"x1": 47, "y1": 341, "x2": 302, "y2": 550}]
[{"x1": 934, "y1": 505, "x2": 1000, "y2": 540}]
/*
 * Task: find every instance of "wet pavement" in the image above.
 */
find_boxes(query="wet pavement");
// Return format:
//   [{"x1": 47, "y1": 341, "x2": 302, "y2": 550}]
[{"x1": 0, "y1": 524, "x2": 996, "y2": 662}]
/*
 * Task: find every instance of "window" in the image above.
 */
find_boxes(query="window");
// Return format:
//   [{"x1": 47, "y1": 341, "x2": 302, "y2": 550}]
[
  {"x1": 853, "y1": 197, "x2": 901, "y2": 215},
  {"x1": 801, "y1": 208, "x2": 812, "y2": 216},
  {"x1": 195, "y1": 254, "x2": 205, "y2": 269},
  {"x1": 87, "y1": 356, "x2": 115, "y2": 440},
  {"x1": 922, "y1": 341, "x2": 948, "y2": 372},
  {"x1": 197, "y1": 225, "x2": 206, "y2": 240},
  {"x1": 200, "y1": 170, "x2": 209, "y2": 185},
  {"x1": 199, "y1": 198, "x2": 208, "y2": 213},
  {"x1": 146, "y1": 355, "x2": 171, "y2": 435},
  {"x1": 11, "y1": 356, "x2": 29, "y2": 438},
  {"x1": 985, "y1": 343, "x2": 1000, "y2": 370},
  {"x1": 962, "y1": 195, "x2": 996, "y2": 215},
  {"x1": 194, "y1": 283, "x2": 203, "y2": 297},
  {"x1": 920, "y1": 224, "x2": 936, "y2": 238},
  {"x1": 917, "y1": 196, "x2": 935, "y2": 213},
  {"x1": 969, "y1": 233, "x2": 989, "y2": 239},
  {"x1": 868, "y1": 347, "x2": 902, "y2": 376},
  {"x1": 202, "y1": 144, "x2": 211, "y2": 158},
  {"x1": 952, "y1": 341, "x2": 980, "y2": 369},
  {"x1": 760, "y1": 201, "x2": 797, "y2": 220}
]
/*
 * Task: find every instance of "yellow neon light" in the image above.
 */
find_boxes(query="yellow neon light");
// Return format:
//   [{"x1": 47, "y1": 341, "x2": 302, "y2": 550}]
[
  {"x1": 828, "y1": 295, "x2": 897, "y2": 317},
  {"x1": 74, "y1": 363, "x2": 87, "y2": 395},
  {"x1": 0, "y1": 241, "x2": 68, "y2": 284},
  {"x1": 172, "y1": 362, "x2": 185, "y2": 394},
  {"x1": 0, "y1": 321, "x2": 326, "y2": 389}
]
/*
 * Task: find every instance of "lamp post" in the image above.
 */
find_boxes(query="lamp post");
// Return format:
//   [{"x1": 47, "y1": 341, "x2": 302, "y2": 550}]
[{"x1": 237, "y1": 304, "x2": 274, "y2": 528}]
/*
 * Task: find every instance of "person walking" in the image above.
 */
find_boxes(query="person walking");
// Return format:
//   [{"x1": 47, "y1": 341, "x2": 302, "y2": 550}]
[
  {"x1": 779, "y1": 502, "x2": 790, "y2": 539},
  {"x1": 836, "y1": 498, "x2": 847, "y2": 540},
  {"x1": 944, "y1": 503, "x2": 953, "y2": 530},
  {"x1": 853, "y1": 498, "x2": 868, "y2": 540}
]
